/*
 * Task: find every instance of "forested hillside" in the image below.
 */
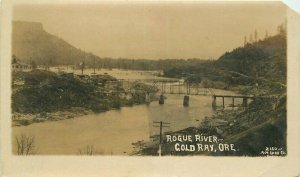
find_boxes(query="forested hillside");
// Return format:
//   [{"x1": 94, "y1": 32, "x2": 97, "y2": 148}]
[
  {"x1": 134, "y1": 28, "x2": 288, "y2": 156},
  {"x1": 164, "y1": 30, "x2": 287, "y2": 95},
  {"x1": 217, "y1": 33, "x2": 286, "y2": 82}
]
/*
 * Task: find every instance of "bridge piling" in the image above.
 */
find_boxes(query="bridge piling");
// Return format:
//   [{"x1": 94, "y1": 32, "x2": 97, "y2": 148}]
[
  {"x1": 145, "y1": 92, "x2": 151, "y2": 105},
  {"x1": 212, "y1": 96, "x2": 217, "y2": 110},
  {"x1": 159, "y1": 94, "x2": 164, "y2": 105},
  {"x1": 222, "y1": 97, "x2": 225, "y2": 110},
  {"x1": 243, "y1": 98, "x2": 248, "y2": 108},
  {"x1": 183, "y1": 95, "x2": 189, "y2": 107},
  {"x1": 186, "y1": 82, "x2": 188, "y2": 95}
]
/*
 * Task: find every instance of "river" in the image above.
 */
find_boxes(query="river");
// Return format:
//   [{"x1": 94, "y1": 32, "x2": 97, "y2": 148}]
[{"x1": 12, "y1": 69, "x2": 240, "y2": 155}]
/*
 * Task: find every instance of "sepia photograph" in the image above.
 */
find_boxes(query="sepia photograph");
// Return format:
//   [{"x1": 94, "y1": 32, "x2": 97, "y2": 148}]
[
  {"x1": 2, "y1": 0, "x2": 300, "y2": 176},
  {"x1": 9, "y1": 1, "x2": 289, "y2": 157}
]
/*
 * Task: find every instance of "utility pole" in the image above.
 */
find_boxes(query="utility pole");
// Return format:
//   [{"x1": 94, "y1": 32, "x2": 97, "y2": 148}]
[
  {"x1": 93, "y1": 58, "x2": 96, "y2": 74},
  {"x1": 153, "y1": 121, "x2": 170, "y2": 156},
  {"x1": 80, "y1": 61, "x2": 85, "y2": 75},
  {"x1": 254, "y1": 29, "x2": 258, "y2": 42},
  {"x1": 186, "y1": 82, "x2": 189, "y2": 95}
]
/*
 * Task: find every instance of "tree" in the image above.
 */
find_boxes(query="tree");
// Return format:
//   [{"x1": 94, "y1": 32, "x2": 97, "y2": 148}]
[
  {"x1": 15, "y1": 134, "x2": 36, "y2": 155},
  {"x1": 78, "y1": 145, "x2": 103, "y2": 155},
  {"x1": 265, "y1": 30, "x2": 269, "y2": 39},
  {"x1": 254, "y1": 30, "x2": 258, "y2": 42},
  {"x1": 277, "y1": 23, "x2": 286, "y2": 36},
  {"x1": 12, "y1": 55, "x2": 17, "y2": 64},
  {"x1": 49, "y1": 58, "x2": 53, "y2": 67},
  {"x1": 244, "y1": 36, "x2": 247, "y2": 46},
  {"x1": 30, "y1": 61, "x2": 37, "y2": 69},
  {"x1": 249, "y1": 34, "x2": 253, "y2": 43},
  {"x1": 202, "y1": 79, "x2": 210, "y2": 88}
]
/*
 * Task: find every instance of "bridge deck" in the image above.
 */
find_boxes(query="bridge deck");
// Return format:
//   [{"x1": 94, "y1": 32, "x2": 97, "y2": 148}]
[
  {"x1": 214, "y1": 95, "x2": 271, "y2": 99},
  {"x1": 214, "y1": 95, "x2": 253, "y2": 99}
]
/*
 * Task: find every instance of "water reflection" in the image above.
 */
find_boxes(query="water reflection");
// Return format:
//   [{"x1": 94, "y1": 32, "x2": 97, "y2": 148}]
[
  {"x1": 13, "y1": 93, "x2": 218, "y2": 155},
  {"x1": 12, "y1": 69, "x2": 240, "y2": 155}
]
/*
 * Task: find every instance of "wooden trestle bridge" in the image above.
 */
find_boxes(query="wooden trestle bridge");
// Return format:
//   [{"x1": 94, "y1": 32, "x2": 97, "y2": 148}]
[{"x1": 104, "y1": 79, "x2": 266, "y2": 110}]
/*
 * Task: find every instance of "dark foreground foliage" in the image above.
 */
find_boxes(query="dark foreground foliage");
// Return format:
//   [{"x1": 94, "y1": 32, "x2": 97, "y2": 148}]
[{"x1": 12, "y1": 69, "x2": 156, "y2": 114}]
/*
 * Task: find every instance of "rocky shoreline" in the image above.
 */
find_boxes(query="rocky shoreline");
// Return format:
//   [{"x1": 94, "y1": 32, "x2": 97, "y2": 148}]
[
  {"x1": 12, "y1": 107, "x2": 92, "y2": 127},
  {"x1": 132, "y1": 93, "x2": 286, "y2": 156},
  {"x1": 11, "y1": 101, "x2": 151, "y2": 127}
]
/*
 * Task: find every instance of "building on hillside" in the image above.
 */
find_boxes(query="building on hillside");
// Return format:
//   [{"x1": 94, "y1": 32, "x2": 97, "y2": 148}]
[{"x1": 12, "y1": 61, "x2": 32, "y2": 72}]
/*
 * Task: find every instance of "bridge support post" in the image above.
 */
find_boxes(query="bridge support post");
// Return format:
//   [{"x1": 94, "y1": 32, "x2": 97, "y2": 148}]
[
  {"x1": 159, "y1": 94, "x2": 164, "y2": 105},
  {"x1": 186, "y1": 82, "x2": 188, "y2": 95},
  {"x1": 212, "y1": 96, "x2": 217, "y2": 110},
  {"x1": 183, "y1": 95, "x2": 189, "y2": 107},
  {"x1": 222, "y1": 97, "x2": 225, "y2": 110},
  {"x1": 145, "y1": 92, "x2": 151, "y2": 105},
  {"x1": 243, "y1": 98, "x2": 248, "y2": 108}
]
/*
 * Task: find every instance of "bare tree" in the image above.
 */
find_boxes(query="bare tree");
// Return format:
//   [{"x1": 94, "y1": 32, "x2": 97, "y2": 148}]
[
  {"x1": 78, "y1": 145, "x2": 104, "y2": 155},
  {"x1": 265, "y1": 30, "x2": 269, "y2": 39},
  {"x1": 15, "y1": 134, "x2": 36, "y2": 155},
  {"x1": 244, "y1": 36, "x2": 247, "y2": 46},
  {"x1": 254, "y1": 29, "x2": 258, "y2": 42},
  {"x1": 249, "y1": 34, "x2": 253, "y2": 43}
]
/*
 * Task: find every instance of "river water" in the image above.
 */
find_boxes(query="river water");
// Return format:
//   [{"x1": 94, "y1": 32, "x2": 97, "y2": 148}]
[{"x1": 12, "y1": 69, "x2": 239, "y2": 155}]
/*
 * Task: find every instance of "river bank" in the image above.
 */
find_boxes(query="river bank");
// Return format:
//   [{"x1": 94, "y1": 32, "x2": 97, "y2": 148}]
[
  {"x1": 12, "y1": 107, "x2": 91, "y2": 126},
  {"x1": 11, "y1": 97, "x2": 159, "y2": 127},
  {"x1": 11, "y1": 67, "x2": 286, "y2": 156},
  {"x1": 132, "y1": 92, "x2": 286, "y2": 156},
  {"x1": 12, "y1": 93, "x2": 217, "y2": 155},
  {"x1": 11, "y1": 69, "x2": 158, "y2": 127}
]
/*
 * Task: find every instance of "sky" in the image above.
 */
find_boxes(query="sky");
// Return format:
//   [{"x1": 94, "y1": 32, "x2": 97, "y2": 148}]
[{"x1": 13, "y1": 2, "x2": 287, "y2": 60}]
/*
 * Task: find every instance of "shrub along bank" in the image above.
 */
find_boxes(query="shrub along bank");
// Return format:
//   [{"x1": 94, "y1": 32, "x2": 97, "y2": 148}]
[{"x1": 12, "y1": 69, "x2": 157, "y2": 126}]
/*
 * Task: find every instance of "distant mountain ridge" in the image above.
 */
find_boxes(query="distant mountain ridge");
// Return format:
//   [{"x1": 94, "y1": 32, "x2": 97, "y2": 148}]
[
  {"x1": 12, "y1": 21, "x2": 98, "y2": 65},
  {"x1": 12, "y1": 21, "x2": 208, "y2": 69}
]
